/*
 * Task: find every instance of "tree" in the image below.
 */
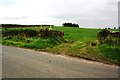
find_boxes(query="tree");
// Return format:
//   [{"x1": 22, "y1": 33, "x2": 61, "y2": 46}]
[
  {"x1": 114, "y1": 27, "x2": 116, "y2": 29},
  {"x1": 62, "y1": 23, "x2": 79, "y2": 28},
  {"x1": 119, "y1": 26, "x2": 120, "y2": 30}
]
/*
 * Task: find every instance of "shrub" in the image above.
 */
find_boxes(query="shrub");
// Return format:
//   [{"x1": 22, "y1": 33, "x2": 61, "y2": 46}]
[
  {"x1": 97, "y1": 29, "x2": 120, "y2": 45},
  {"x1": 2, "y1": 29, "x2": 37, "y2": 37},
  {"x1": 2, "y1": 28, "x2": 64, "y2": 39},
  {"x1": 97, "y1": 29, "x2": 110, "y2": 44},
  {"x1": 37, "y1": 28, "x2": 64, "y2": 38}
]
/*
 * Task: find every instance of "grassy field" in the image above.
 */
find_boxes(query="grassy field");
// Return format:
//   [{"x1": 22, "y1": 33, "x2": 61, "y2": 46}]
[
  {"x1": 52, "y1": 27, "x2": 100, "y2": 41},
  {"x1": 1, "y1": 26, "x2": 120, "y2": 65}
]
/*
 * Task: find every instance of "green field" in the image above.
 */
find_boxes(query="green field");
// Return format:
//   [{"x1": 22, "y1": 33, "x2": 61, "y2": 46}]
[
  {"x1": 1, "y1": 26, "x2": 120, "y2": 65},
  {"x1": 53, "y1": 27, "x2": 100, "y2": 41}
]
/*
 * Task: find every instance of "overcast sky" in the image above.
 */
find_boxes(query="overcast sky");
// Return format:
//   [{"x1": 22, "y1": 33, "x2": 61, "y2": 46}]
[{"x1": 0, "y1": 0, "x2": 119, "y2": 28}]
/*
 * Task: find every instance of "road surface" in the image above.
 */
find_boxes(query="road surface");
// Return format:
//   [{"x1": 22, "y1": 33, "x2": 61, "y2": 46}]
[{"x1": 2, "y1": 45, "x2": 119, "y2": 78}]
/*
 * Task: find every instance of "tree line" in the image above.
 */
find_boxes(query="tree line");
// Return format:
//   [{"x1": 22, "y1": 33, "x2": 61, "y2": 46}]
[
  {"x1": 1, "y1": 24, "x2": 54, "y2": 28},
  {"x1": 62, "y1": 23, "x2": 79, "y2": 28}
]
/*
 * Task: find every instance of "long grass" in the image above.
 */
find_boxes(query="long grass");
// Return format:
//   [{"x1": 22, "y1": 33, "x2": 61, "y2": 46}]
[{"x1": 99, "y1": 44, "x2": 120, "y2": 63}]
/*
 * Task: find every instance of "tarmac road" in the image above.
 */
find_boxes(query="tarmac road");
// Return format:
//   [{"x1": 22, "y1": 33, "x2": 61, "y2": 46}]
[{"x1": 2, "y1": 45, "x2": 119, "y2": 78}]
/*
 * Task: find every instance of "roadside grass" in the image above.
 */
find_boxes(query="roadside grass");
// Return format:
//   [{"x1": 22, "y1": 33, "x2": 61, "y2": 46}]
[
  {"x1": 1, "y1": 27, "x2": 120, "y2": 65},
  {"x1": 99, "y1": 44, "x2": 120, "y2": 64},
  {"x1": 46, "y1": 41, "x2": 113, "y2": 64},
  {"x1": 2, "y1": 36, "x2": 62, "y2": 49}
]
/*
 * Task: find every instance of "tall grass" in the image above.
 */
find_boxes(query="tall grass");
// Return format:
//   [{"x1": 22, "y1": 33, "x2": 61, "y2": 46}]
[{"x1": 99, "y1": 44, "x2": 120, "y2": 63}]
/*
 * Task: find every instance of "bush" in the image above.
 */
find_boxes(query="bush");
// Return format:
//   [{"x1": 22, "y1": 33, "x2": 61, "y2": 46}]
[
  {"x1": 97, "y1": 29, "x2": 110, "y2": 44},
  {"x1": 37, "y1": 28, "x2": 64, "y2": 38},
  {"x1": 97, "y1": 29, "x2": 120, "y2": 45},
  {"x1": 2, "y1": 29, "x2": 37, "y2": 37},
  {"x1": 2, "y1": 28, "x2": 64, "y2": 39}
]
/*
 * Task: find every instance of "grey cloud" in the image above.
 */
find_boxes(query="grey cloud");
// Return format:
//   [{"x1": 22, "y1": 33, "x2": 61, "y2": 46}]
[
  {"x1": 2, "y1": 16, "x2": 29, "y2": 20},
  {"x1": 48, "y1": 0, "x2": 118, "y2": 28},
  {"x1": 0, "y1": 0, "x2": 118, "y2": 28}
]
